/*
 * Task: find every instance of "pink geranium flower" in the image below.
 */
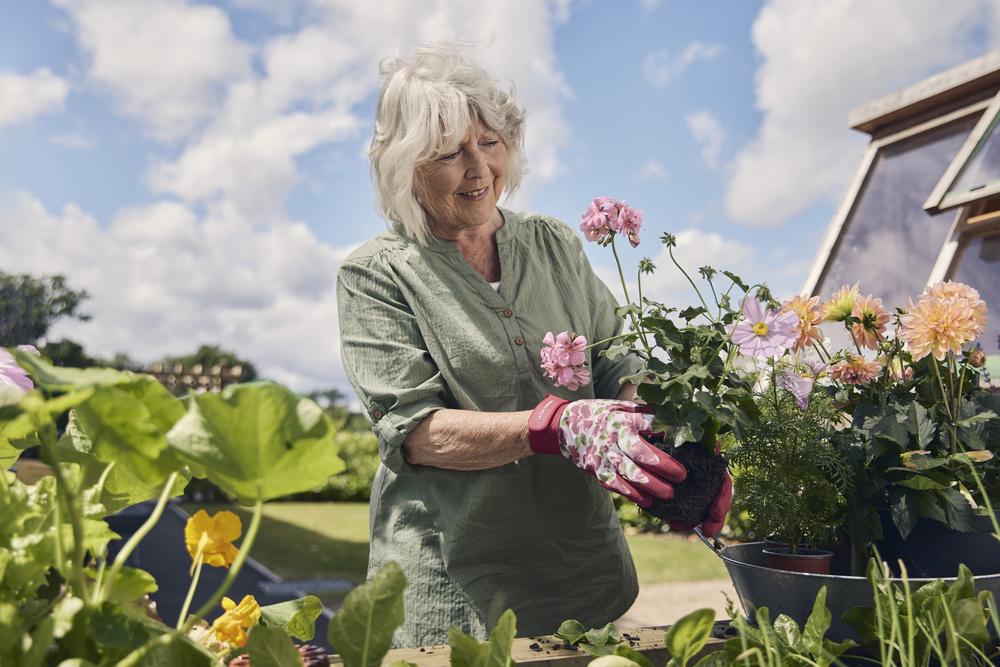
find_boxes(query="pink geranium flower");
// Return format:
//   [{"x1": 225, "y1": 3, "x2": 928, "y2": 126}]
[
  {"x1": 540, "y1": 331, "x2": 591, "y2": 390},
  {"x1": 579, "y1": 197, "x2": 643, "y2": 247},
  {"x1": 0, "y1": 349, "x2": 33, "y2": 394},
  {"x1": 729, "y1": 296, "x2": 799, "y2": 359}
]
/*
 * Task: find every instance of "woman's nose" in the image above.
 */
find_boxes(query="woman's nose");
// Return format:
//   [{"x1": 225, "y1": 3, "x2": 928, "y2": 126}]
[{"x1": 464, "y1": 146, "x2": 489, "y2": 177}]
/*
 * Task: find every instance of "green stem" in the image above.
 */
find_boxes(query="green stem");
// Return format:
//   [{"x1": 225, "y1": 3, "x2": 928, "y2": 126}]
[
  {"x1": 814, "y1": 339, "x2": 833, "y2": 364},
  {"x1": 635, "y1": 267, "x2": 652, "y2": 358},
  {"x1": 181, "y1": 496, "x2": 264, "y2": 635},
  {"x1": 667, "y1": 246, "x2": 715, "y2": 323},
  {"x1": 100, "y1": 471, "x2": 179, "y2": 602},
  {"x1": 966, "y1": 460, "x2": 1000, "y2": 538},
  {"x1": 609, "y1": 236, "x2": 651, "y2": 358},
  {"x1": 40, "y1": 427, "x2": 88, "y2": 595},
  {"x1": 584, "y1": 332, "x2": 635, "y2": 351},
  {"x1": 176, "y1": 556, "x2": 205, "y2": 629}
]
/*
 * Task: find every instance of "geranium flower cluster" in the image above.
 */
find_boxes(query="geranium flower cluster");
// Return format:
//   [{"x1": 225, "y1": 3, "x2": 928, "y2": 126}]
[
  {"x1": 899, "y1": 281, "x2": 988, "y2": 361},
  {"x1": 580, "y1": 196, "x2": 643, "y2": 247},
  {"x1": 540, "y1": 331, "x2": 591, "y2": 391}
]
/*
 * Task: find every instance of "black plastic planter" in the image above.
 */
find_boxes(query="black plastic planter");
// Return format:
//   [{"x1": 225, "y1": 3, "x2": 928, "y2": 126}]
[
  {"x1": 876, "y1": 513, "x2": 1000, "y2": 577},
  {"x1": 697, "y1": 530, "x2": 1000, "y2": 641}
]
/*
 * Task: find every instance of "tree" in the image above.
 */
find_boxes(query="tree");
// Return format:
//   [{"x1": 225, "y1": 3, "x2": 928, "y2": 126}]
[{"x1": 0, "y1": 272, "x2": 91, "y2": 346}]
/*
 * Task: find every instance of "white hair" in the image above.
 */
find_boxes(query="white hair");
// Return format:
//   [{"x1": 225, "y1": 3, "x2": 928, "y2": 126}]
[{"x1": 369, "y1": 42, "x2": 527, "y2": 245}]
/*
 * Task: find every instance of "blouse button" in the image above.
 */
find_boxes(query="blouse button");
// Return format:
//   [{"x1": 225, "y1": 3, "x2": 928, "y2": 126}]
[
  {"x1": 514, "y1": 336, "x2": 525, "y2": 346},
  {"x1": 502, "y1": 308, "x2": 513, "y2": 317}
]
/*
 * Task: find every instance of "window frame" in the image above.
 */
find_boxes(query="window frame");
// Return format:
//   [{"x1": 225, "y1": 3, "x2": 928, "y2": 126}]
[
  {"x1": 802, "y1": 98, "x2": 991, "y2": 297},
  {"x1": 924, "y1": 88, "x2": 1000, "y2": 214}
]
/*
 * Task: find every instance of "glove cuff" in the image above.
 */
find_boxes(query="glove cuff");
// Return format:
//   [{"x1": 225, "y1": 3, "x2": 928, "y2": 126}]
[{"x1": 528, "y1": 394, "x2": 571, "y2": 456}]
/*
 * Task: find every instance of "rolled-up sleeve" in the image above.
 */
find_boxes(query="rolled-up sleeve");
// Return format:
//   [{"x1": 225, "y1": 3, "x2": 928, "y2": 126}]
[
  {"x1": 337, "y1": 256, "x2": 447, "y2": 472},
  {"x1": 570, "y1": 235, "x2": 645, "y2": 399}
]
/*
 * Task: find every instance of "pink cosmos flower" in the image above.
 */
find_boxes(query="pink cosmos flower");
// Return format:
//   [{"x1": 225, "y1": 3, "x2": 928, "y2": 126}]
[
  {"x1": 729, "y1": 296, "x2": 799, "y2": 359},
  {"x1": 540, "y1": 331, "x2": 591, "y2": 390},
  {"x1": 0, "y1": 349, "x2": 33, "y2": 394},
  {"x1": 776, "y1": 369, "x2": 814, "y2": 409},
  {"x1": 579, "y1": 197, "x2": 644, "y2": 247}
]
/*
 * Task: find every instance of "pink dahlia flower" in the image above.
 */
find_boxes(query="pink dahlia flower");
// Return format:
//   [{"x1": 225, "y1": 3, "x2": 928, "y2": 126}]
[
  {"x1": 899, "y1": 281, "x2": 988, "y2": 361},
  {"x1": 0, "y1": 349, "x2": 33, "y2": 394},
  {"x1": 540, "y1": 331, "x2": 591, "y2": 391},
  {"x1": 729, "y1": 296, "x2": 799, "y2": 359},
  {"x1": 850, "y1": 294, "x2": 890, "y2": 350},
  {"x1": 780, "y1": 295, "x2": 824, "y2": 352},
  {"x1": 829, "y1": 354, "x2": 882, "y2": 385}
]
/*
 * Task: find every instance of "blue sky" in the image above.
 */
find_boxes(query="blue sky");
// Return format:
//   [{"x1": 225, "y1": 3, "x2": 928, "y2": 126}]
[{"x1": 2, "y1": 0, "x2": 998, "y2": 393}]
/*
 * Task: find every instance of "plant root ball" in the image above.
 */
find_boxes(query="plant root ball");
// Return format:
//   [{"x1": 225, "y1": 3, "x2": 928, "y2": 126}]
[{"x1": 643, "y1": 438, "x2": 727, "y2": 527}]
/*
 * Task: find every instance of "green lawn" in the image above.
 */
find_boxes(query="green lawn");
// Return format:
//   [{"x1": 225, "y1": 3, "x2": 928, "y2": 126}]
[{"x1": 184, "y1": 502, "x2": 726, "y2": 605}]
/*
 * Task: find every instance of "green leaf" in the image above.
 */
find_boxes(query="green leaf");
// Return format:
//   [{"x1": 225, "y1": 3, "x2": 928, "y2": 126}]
[
  {"x1": 448, "y1": 609, "x2": 517, "y2": 667},
  {"x1": 12, "y1": 348, "x2": 135, "y2": 390},
  {"x1": 584, "y1": 622, "x2": 621, "y2": 647},
  {"x1": 799, "y1": 587, "x2": 832, "y2": 656},
  {"x1": 168, "y1": 382, "x2": 345, "y2": 502},
  {"x1": 247, "y1": 625, "x2": 304, "y2": 667},
  {"x1": 906, "y1": 402, "x2": 936, "y2": 449},
  {"x1": 116, "y1": 631, "x2": 218, "y2": 667},
  {"x1": 90, "y1": 601, "x2": 152, "y2": 655},
  {"x1": 613, "y1": 644, "x2": 655, "y2": 667},
  {"x1": 665, "y1": 608, "x2": 715, "y2": 666},
  {"x1": 896, "y1": 475, "x2": 947, "y2": 490},
  {"x1": 555, "y1": 619, "x2": 586, "y2": 644},
  {"x1": 678, "y1": 306, "x2": 708, "y2": 321},
  {"x1": 260, "y1": 595, "x2": 324, "y2": 642},
  {"x1": 772, "y1": 614, "x2": 800, "y2": 648},
  {"x1": 327, "y1": 561, "x2": 406, "y2": 667},
  {"x1": 103, "y1": 566, "x2": 158, "y2": 604},
  {"x1": 939, "y1": 487, "x2": 978, "y2": 532},
  {"x1": 722, "y1": 271, "x2": 748, "y2": 292},
  {"x1": 891, "y1": 492, "x2": 919, "y2": 539}
]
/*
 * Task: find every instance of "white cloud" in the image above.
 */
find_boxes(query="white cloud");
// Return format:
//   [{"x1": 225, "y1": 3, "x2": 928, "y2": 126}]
[
  {"x1": 0, "y1": 68, "x2": 69, "y2": 132},
  {"x1": 725, "y1": 0, "x2": 1000, "y2": 227},
  {"x1": 53, "y1": 0, "x2": 253, "y2": 141},
  {"x1": 637, "y1": 158, "x2": 669, "y2": 182},
  {"x1": 0, "y1": 191, "x2": 356, "y2": 392},
  {"x1": 643, "y1": 42, "x2": 723, "y2": 87},
  {"x1": 639, "y1": 0, "x2": 667, "y2": 13},
  {"x1": 686, "y1": 111, "x2": 725, "y2": 169},
  {"x1": 48, "y1": 133, "x2": 94, "y2": 149}
]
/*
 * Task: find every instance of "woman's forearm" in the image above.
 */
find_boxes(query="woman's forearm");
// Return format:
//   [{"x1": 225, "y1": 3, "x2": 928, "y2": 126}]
[
  {"x1": 401, "y1": 384, "x2": 638, "y2": 471},
  {"x1": 402, "y1": 408, "x2": 532, "y2": 470}
]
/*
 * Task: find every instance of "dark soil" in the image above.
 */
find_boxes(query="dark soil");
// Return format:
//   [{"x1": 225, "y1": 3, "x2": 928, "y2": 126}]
[{"x1": 642, "y1": 436, "x2": 727, "y2": 526}]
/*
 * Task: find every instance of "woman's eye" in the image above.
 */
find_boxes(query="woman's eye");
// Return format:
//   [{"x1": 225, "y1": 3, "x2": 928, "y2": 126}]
[
  {"x1": 482, "y1": 141, "x2": 499, "y2": 148},
  {"x1": 440, "y1": 151, "x2": 460, "y2": 160}
]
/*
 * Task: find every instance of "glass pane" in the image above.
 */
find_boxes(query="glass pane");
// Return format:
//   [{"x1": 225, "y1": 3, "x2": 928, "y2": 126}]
[
  {"x1": 950, "y1": 231, "x2": 1000, "y2": 384},
  {"x1": 818, "y1": 114, "x2": 979, "y2": 310},
  {"x1": 948, "y1": 108, "x2": 1000, "y2": 198}
]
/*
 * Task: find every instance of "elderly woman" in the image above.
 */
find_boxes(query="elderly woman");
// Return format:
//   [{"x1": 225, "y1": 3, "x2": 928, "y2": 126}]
[{"x1": 337, "y1": 44, "x2": 730, "y2": 648}]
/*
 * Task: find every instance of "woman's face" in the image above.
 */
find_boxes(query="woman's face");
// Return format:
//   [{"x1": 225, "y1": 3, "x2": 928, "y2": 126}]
[{"x1": 415, "y1": 117, "x2": 509, "y2": 236}]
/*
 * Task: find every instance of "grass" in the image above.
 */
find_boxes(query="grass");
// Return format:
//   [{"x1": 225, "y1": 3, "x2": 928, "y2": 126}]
[{"x1": 184, "y1": 501, "x2": 727, "y2": 605}]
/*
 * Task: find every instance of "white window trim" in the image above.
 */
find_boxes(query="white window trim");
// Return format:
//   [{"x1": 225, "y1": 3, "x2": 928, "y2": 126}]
[
  {"x1": 931, "y1": 204, "x2": 1000, "y2": 284},
  {"x1": 925, "y1": 89, "x2": 1000, "y2": 213},
  {"x1": 802, "y1": 98, "x2": 991, "y2": 296}
]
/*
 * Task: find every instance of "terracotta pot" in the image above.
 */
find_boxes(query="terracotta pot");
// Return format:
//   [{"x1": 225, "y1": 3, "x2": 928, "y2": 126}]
[{"x1": 762, "y1": 546, "x2": 834, "y2": 575}]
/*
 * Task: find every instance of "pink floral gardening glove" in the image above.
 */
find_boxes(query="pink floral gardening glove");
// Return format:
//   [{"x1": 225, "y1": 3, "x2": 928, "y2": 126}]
[{"x1": 528, "y1": 395, "x2": 686, "y2": 507}]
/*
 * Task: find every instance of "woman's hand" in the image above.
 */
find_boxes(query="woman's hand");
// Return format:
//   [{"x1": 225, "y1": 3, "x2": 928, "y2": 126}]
[{"x1": 529, "y1": 395, "x2": 686, "y2": 507}]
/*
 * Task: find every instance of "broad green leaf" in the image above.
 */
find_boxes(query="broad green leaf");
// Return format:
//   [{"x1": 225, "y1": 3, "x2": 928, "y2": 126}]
[
  {"x1": 388, "y1": 662, "x2": 418, "y2": 667},
  {"x1": 583, "y1": 622, "x2": 620, "y2": 648},
  {"x1": 951, "y1": 450, "x2": 994, "y2": 464},
  {"x1": 772, "y1": 614, "x2": 800, "y2": 648},
  {"x1": 665, "y1": 608, "x2": 715, "y2": 666},
  {"x1": 327, "y1": 561, "x2": 406, "y2": 667},
  {"x1": 891, "y1": 492, "x2": 919, "y2": 539},
  {"x1": 11, "y1": 349, "x2": 135, "y2": 391},
  {"x1": 59, "y1": 412, "x2": 188, "y2": 514},
  {"x1": 448, "y1": 610, "x2": 517, "y2": 667},
  {"x1": 906, "y1": 402, "x2": 935, "y2": 449},
  {"x1": 116, "y1": 630, "x2": 218, "y2": 667},
  {"x1": 799, "y1": 587, "x2": 831, "y2": 656},
  {"x1": 247, "y1": 625, "x2": 303, "y2": 667},
  {"x1": 168, "y1": 382, "x2": 345, "y2": 502},
  {"x1": 939, "y1": 488, "x2": 978, "y2": 532},
  {"x1": 0, "y1": 388, "x2": 94, "y2": 458},
  {"x1": 613, "y1": 644, "x2": 655, "y2": 667},
  {"x1": 90, "y1": 601, "x2": 151, "y2": 655},
  {"x1": 104, "y1": 567, "x2": 158, "y2": 604},
  {"x1": 555, "y1": 619, "x2": 586, "y2": 644},
  {"x1": 896, "y1": 476, "x2": 947, "y2": 490},
  {"x1": 73, "y1": 379, "x2": 187, "y2": 490},
  {"x1": 260, "y1": 595, "x2": 323, "y2": 642}
]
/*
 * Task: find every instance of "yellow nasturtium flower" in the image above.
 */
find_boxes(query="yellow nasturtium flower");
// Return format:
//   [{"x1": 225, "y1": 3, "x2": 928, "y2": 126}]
[
  {"x1": 211, "y1": 594, "x2": 261, "y2": 648},
  {"x1": 185, "y1": 509, "x2": 241, "y2": 570}
]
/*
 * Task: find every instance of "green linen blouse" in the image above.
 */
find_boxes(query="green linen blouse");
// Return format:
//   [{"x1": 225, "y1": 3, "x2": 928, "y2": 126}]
[{"x1": 336, "y1": 207, "x2": 645, "y2": 648}]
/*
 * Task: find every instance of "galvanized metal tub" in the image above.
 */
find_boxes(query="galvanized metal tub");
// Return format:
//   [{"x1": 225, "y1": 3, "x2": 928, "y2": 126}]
[{"x1": 696, "y1": 530, "x2": 1000, "y2": 641}]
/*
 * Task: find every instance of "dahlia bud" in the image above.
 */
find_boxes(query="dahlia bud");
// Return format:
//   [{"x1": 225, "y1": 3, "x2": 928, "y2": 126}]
[{"x1": 968, "y1": 348, "x2": 987, "y2": 368}]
